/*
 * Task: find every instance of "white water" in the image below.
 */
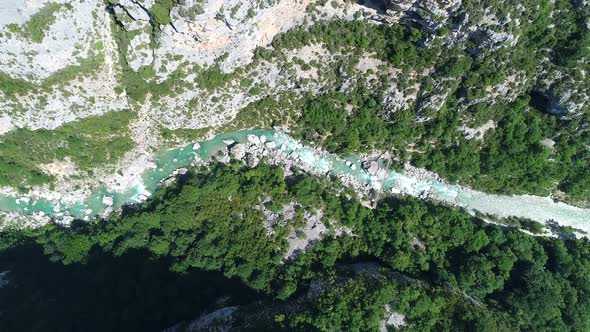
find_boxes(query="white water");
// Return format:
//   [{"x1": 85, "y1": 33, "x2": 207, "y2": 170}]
[
  {"x1": 272, "y1": 132, "x2": 590, "y2": 234},
  {"x1": 1, "y1": 130, "x2": 589, "y2": 234}
]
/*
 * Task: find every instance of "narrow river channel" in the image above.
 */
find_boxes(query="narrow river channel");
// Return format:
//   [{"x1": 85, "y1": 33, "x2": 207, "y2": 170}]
[{"x1": 1, "y1": 130, "x2": 589, "y2": 233}]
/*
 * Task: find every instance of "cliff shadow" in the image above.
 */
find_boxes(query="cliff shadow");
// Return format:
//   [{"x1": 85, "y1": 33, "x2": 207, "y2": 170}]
[{"x1": 0, "y1": 240, "x2": 260, "y2": 332}]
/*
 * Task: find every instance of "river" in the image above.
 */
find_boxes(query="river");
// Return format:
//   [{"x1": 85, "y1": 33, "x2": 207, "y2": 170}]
[{"x1": 1, "y1": 129, "x2": 589, "y2": 233}]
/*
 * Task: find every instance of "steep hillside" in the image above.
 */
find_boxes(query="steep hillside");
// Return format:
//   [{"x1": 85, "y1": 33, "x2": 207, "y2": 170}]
[{"x1": 1, "y1": 2, "x2": 590, "y2": 330}]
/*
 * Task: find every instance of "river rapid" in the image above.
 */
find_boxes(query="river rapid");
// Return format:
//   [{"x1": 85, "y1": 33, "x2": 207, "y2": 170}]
[{"x1": 1, "y1": 129, "x2": 589, "y2": 234}]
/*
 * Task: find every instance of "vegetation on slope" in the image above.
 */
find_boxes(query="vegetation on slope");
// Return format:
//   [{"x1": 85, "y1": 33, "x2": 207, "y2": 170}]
[
  {"x1": 1, "y1": 163, "x2": 589, "y2": 331},
  {"x1": 1, "y1": 2, "x2": 589, "y2": 327},
  {"x1": 235, "y1": 8, "x2": 590, "y2": 200},
  {"x1": 4, "y1": 0, "x2": 582, "y2": 200},
  {"x1": 0, "y1": 111, "x2": 135, "y2": 189},
  {"x1": 19, "y1": 2, "x2": 70, "y2": 42},
  {"x1": 150, "y1": 0, "x2": 175, "y2": 25}
]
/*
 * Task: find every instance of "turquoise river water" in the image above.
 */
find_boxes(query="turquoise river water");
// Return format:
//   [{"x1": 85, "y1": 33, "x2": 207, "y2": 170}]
[{"x1": 1, "y1": 130, "x2": 589, "y2": 233}]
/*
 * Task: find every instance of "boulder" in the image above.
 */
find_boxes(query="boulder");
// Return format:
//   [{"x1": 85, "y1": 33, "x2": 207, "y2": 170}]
[
  {"x1": 222, "y1": 138, "x2": 235, "y2": 145},
  {"x1": 230, "y1": 143, "x2": 247, "y2": 160},
  {"x1": 162, "y1": 177, "x2": 176, "y2": 186},
  {"x1": 192, "y1": 143, "x2": 201, "y2": 150},
  {"x1": 102, "y1": 196, "x2": 114, "y2": 206},
  {"x1": 104, "y1": 207, "x2": 114, "y2": 216},
  {"x1": 246, "y1": 154, "x2": 260, "y2": 168},
  {"x1": 541, "y1": 138, "x2": 556, "y2": 149},
  {"x1": 363, "y1": 161, "x2": 380, "y2": 176},
  {"x1": 217, "y1": 154, "x2": 231, "y2": 164},
  {"x1": 247, "y1": 134, "x2": 260, "y2": 145},
  {"x1": 265, "y1": 141, "x2": 277, "y2": 149}
]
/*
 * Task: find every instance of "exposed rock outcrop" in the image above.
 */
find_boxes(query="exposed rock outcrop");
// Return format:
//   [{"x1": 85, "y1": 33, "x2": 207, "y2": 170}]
[{"x1": 375, "y1": 0, "x2": 462, "y2": 32}]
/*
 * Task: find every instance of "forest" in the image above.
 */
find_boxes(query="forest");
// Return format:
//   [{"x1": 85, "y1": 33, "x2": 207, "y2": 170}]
[
  {"x1": 245, "y1": 3, "x2": 590, "y2": 200},
  {"x1": 1, "y1": 0, "x2": 589, "y2": 330},
  {"x1": 3, "y1": 0, "x2": 586, "y2": 200},
  {"x1": 1, "y1": 163, "x2": 589, "y2": 331}
]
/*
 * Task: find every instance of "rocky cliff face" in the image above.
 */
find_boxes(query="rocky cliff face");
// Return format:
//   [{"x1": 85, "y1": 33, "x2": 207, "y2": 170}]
[
  {"x1": 1, "y1": 0, "x2": 586, "y2": 133},
  {"x1": 0, "y1": 0, "x2": 126, "y2": 133},
  {"x1": 385, "y1": 0, "x2": 461, "y2": 28},
  {"x1": 0, "y1": 0, "x2": 588, "y2": 203}
]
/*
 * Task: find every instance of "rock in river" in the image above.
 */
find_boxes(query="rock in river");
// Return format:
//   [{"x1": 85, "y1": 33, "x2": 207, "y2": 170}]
[
  {"x1": 102, "y1": 196, "x2": 114, "y2": 206},
  {"x1": 230, "y1": 143, "x2": 247, "y2": 160},
  {"x1": 363, "y1": 161, "x2": 380, "y2": 177}
]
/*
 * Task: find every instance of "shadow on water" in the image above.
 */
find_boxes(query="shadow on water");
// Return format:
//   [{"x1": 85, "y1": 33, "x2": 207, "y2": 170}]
[{"x1": 0, "y1": 240, "x2": 260, "y2": 332}]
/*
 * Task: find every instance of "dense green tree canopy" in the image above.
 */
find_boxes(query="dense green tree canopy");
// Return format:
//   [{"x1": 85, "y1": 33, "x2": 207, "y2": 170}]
[{"x1": 1, "y1": 163, "x2": 589, "y2": 331}]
